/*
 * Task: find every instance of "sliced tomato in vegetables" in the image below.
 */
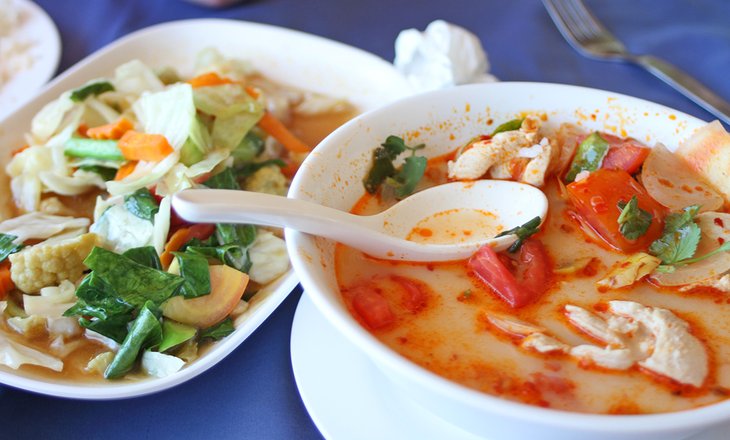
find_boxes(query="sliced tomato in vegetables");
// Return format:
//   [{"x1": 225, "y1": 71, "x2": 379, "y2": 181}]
[
  {"x1": 468, "y1": 238, "x2": 551, "y2": 308},
  {"x1": 351, "y1": 285, "x2": 395, "y2": 329},
  {"x1": 601, "y1": 142, "x2": 651, "y2": 174},
  {"x1": 566, "y1": 169, "x2": 665, "y2": 252}
]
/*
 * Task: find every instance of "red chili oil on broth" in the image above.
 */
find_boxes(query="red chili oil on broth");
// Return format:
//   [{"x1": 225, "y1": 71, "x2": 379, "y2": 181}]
[{"x1": 335, "y1": 177, "x2": 730, "y2": 414}]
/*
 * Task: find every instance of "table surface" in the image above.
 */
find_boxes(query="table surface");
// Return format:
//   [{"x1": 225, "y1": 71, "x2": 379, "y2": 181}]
[{"x1": 4, "y1": 0, "x2": 730, "y2": 438}]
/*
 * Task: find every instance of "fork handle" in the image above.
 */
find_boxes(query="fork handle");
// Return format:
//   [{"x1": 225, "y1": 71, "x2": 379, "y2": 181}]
[{"x1": 634, "y1": 55, "x2": 730, "y2": 126}]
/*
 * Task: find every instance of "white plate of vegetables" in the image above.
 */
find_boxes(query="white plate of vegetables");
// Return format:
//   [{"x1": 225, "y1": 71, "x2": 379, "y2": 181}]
[{"x1": 0, "y1": 19, "x2": 410, "y2": 399}]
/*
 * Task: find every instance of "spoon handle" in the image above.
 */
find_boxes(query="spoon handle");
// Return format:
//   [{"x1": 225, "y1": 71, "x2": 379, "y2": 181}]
[{"x1": 172, "y1": 189, "x2": 377, "y2": 241}]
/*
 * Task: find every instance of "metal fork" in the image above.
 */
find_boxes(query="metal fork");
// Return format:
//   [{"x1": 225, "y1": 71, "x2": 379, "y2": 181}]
[{"x1": 543, "y1": 0, "x2": 730, "y2": 125}]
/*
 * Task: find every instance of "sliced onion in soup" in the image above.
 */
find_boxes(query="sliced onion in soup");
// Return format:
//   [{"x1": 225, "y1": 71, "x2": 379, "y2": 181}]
[
  {"x1": 641, "y1": 143, "x2": 723, "y2": 212},
  {"x1": 651, "y1": 212, "x2": 730, "y2": 286},
  {"x1": 676, "y1": 121, "x2": 730, "y2": 205},
  {"x1": 549, "y1": 123, "x2": 584, "y2": 176}
]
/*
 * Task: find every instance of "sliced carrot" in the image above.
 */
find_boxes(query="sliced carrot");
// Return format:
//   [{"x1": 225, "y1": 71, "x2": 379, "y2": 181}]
[
  {"x1": 11, "y1": 145, "x2": 29, "y2": 156},
  {"x1": 115, "y1": 161, "x2": 138, "y2": 181},
  {"x1": 257, "y1": 112, "x2": 311, "y2": 153},
  {"x1": 160, "y1": 224, "x2": 216, "y2": 269},
  {"x1": 244, "y1": 85, "x2": 260, "y2": 99},
  {"x1": 118, "y1": 130, "x2": 174, "y2": 162},
  {"x1": 87, "y1": 117, "x2": 134, "y2": 140},
  {"x1": 77, "y1": 123, "x2": 89, "y2": 137},
  {"x1": 0, "y1": 262, "x2": 15, "y2": 299},
  {"x1": 187, "y1": 72, "x2": 234, "y2": 88},
  {"x1": 161, "y1": 227, "x2": 190, "y2": 269}
]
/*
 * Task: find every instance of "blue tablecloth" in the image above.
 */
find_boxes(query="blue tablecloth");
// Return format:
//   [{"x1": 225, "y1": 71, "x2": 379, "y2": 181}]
[{"x1": 4, "y1": 1, "x2": 730, "y2": 438}]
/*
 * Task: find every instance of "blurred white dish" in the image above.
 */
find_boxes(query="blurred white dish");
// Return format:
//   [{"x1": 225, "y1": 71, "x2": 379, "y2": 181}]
[
  {"x1": 0, "y1": 18, "x2": 410, "y2": 399},
  {"x1": 0, "y1": 0, "x2": 61, "y2": 121},
  {"x1": 286, "y1": 82, "x2": 730, "y2": 440}
]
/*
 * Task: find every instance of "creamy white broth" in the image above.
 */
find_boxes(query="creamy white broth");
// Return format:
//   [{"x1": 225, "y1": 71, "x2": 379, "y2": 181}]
[{"x1": 335, "y1": 161, "x2": 730, "y2": 414}]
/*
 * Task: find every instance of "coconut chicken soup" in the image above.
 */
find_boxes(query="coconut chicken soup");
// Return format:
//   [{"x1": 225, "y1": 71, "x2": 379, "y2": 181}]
[
  {"x1": 336, "y1": 115, "x2": 730, "y2": 414},
  {"x1": 0, "y1": 48, "x2": 354, "y2": 382}
]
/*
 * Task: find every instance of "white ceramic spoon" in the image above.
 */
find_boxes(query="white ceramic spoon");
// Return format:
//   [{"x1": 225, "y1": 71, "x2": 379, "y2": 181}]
[{"x1": 172, "y1": 180, "x2": 548, "y2": 262}]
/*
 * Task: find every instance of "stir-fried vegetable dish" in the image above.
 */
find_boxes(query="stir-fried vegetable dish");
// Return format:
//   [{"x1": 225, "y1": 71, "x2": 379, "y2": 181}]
[{"x1": 0, "y1": 48, "x2": 353, "y2": 381}]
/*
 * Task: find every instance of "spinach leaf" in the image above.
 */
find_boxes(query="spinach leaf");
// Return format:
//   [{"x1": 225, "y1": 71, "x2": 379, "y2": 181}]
[
  {"x1": 564, "y1": 132, "x2": 609, "y2": 183},
  {"x1": 172, "y1": 252, "x2": 211, "y2": 298},
  {"x1": 649, "y1": 205, "x2": 701, "y2": 265},
  {"x1": 496, "y1": 216, "x2": 542, "y2": 253},
  {"x1": 70, "y1": 81, "x2": 115, "y2": 102},
  {"x1": 363, "y1": 135, "x2": 426, "y2": 196},
  {"x1": 200, "y1": 317, "x2": 235, "y2": 341},
  {"x1": 188, "y1": 244, "x2": 253, "y2": 274},
  {"x1": 124, "y1": 188, "x2": 160, "y2": 222},
  {"x1": 104, "y1": 301, "x2": 163, "y2": 379},
  {"x1": 0, "y1": 233, "x2": 22, "y2": 263},
  {"x1": 363, "y1": 147, "x2": 397, "y2": 194},
  {"x1": 216, "y1": 223, "x2": 256, "y2": 248},
  {"x1": 204, "y1": 168, "x2": 240, "y2": 190},
  {"x1": 491, "y1": 118, "x2": 524, "y2": 136},
  {"x1": 159, "y1": 320, "x2": 197, "y2": 352},
  {"x1": 617, "y1": 196, "x2": 653, "y2": 240},
  {"x1": 78, "y1": 165, "x2": 117, "y2": 181},
  {"x1": 123, "y1": 246, "x2": 162, "y2": 270},
  {"x1": 64, "y1": 137, "x2": 124, "y2": 161},
  {"x1": 64, "y1": 273, "x2": 135, "y2": 343},
  {"x1": 83, "y1": 247, "x2": 184, "y2": 309},
  {"x1": 385, "y1": 155, "x2": 427, "y2": 199}
]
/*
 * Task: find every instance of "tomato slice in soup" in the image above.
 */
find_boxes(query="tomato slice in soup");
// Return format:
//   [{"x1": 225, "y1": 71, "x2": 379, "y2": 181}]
[
  {"x1": 351, "y1": 285, "x2": 395, "y2": 330},
  {"x1": 391, "y1": 275, "x2": 428, "y2": 313},
  {"x1": 347, "y1": 275, "x2": 430, "y2": 329},
  {"x1": 468, "y1": 238, "x2": 551, "y2": 308},
  {"x1": 566, "y1": 169, "x2": 665, "y2": 252},
  {"x1": 601, "y1": 142, "x2": 651, "y2": 174}
]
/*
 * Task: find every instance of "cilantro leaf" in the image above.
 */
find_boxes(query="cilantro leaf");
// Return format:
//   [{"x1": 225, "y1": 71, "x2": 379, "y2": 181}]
[
  {"x1": 496, "y1": 216, "x2": 542, "y2": 253},
  {"x1": 364, "y1": 146, "x2": 397, "y2": 194},
  {"x1": 491, "y1": 118, "x2": 524, "y2": 136},
  {"x1": 649, "y1": 205, "x2": 701, "y2": 265},
  {"x1": 617, "y1": 196, "x2": 653, "y2": 240},
  {"x1": 380, "y1": 135, "x2": 408, "y2": 159},
  {"x1": 385, "y1": 155, "x2": 427, "y2": 199},
  {"x1": 363, "y1": 135, "x2": 426, "y2": 196}
]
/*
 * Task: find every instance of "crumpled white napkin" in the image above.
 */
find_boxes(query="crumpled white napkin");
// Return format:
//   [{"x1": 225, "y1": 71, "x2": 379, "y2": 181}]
[{"x1": 394, "y1": 20, "x2": 497, "y2": 93}]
